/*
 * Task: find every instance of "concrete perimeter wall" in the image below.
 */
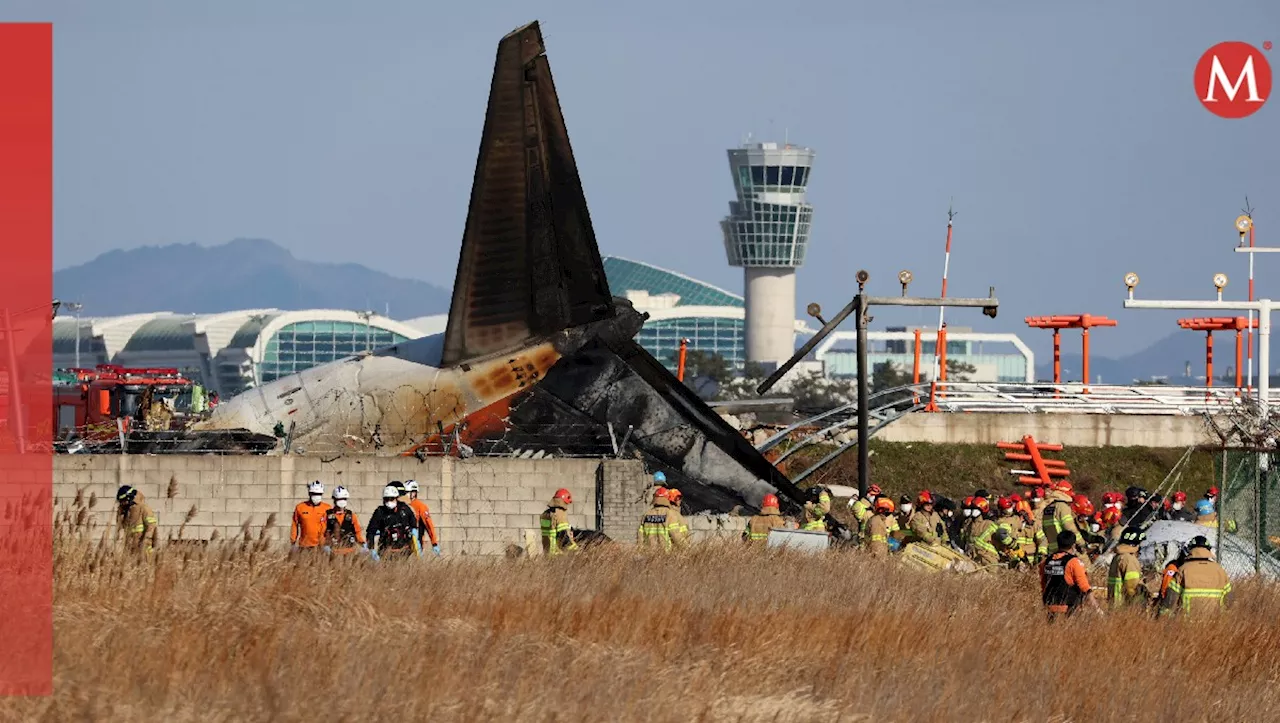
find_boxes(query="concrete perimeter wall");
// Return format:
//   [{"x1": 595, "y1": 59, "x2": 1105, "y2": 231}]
[
  {"x1": 876, "y1": 413, "x2": 1213, "y2": 448},
  {"x1": 54, "y1": 455, "x2": 672, "y2": 556}
]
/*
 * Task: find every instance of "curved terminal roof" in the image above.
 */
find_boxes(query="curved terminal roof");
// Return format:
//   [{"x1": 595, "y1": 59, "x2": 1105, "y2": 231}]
[{"x1": 602, "y1": 256, "x2": 743, "y2": 308}]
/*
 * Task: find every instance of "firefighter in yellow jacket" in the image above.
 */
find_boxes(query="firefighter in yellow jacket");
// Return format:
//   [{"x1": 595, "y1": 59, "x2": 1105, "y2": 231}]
[
  {"x1": 864, "y1": 497, "x2": 895, "y2": 558},
  {"x1": 1107, "y1": 526, "x2": 1147, "y2": 609},
  {"x1": 966, "y1": 497, "x2": 1001, "y2": 567},
  {"x1": 744, "y1": 493, "x2": 787, "y2": 545},
  {"x1": 1161, "y1": 535, "x2": 1232, "y2": 618},
  {"x1": 116, "y1": 484, "x2": 158, "y2": 553},
  {"x1": 907, "y1": 490, "x2": 945, "y2": 545},
  {"x1": 848, "y1": 484, "x2": 881, "y2": 540},
  {"x1": 1042, "y1": 481, "x2": 1085, "y2": 558},
  {"x1": 638, "y1": 487, "x2": 689, "y2": 551},
  {"x1": 801, "y1": 486, "x2": 831, "y2": 533},
  {"x1": 539, "y1": 488, "x2": 577, "y2": 556},
  {"x1": 665, "y1": 486, "x2": 690, "y2": 540}
]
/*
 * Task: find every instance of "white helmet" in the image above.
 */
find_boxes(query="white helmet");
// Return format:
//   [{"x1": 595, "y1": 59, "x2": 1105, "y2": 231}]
[
  {"x1": 381, "y1": 485, "x2": 400, "y2": 499},
  {"x1": 332, "y1": 486, "x2": 350, "y2": 500},
  {"x1": 307, "y1": 481, "x2": 324, "y2": 496},
  {"x1": 405, "y1": 480, "x2": 419, "y2": 493}
]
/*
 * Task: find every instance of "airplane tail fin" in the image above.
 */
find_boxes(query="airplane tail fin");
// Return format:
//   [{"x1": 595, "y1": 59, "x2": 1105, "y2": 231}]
[{"x1": 440, "y1": 21, "x2": 613, "y2": 367}]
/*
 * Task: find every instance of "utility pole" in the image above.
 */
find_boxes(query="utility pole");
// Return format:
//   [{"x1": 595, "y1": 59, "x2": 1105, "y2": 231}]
[{"x1": 759, "y1": 269, "x2": 999, "y2": 496}]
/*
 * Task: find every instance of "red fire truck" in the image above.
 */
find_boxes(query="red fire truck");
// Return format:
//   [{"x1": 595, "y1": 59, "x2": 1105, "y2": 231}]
[{"x1": 53, "y1": 364, "x2": 195, "y2": 443}]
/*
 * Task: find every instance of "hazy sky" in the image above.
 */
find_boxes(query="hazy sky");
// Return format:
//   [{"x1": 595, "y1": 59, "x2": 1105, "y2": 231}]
[{"x1": 15, "y1": 0, "x2": 1280, "y2": 358}]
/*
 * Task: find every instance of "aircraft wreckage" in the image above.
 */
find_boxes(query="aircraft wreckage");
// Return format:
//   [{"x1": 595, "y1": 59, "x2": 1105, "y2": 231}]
[{"x1": 185, "y1": 21, "x2": 817, "y2": 515}]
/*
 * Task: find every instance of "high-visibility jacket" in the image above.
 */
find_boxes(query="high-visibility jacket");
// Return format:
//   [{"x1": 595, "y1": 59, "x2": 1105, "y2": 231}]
[
  {"x1": 539, "y1": 498, "x2": 576, "y2": 556},
  {"x1": 324, "y1": 507, "x2": 365, "y2": 550},
  {"x1": 801, "y1": 492, "x2": 831, "y2": 532},
  {"x1": 864, "y1": 514, "x2": 891, "y2": 557},
  {"x1": 291, "y1": 500, "x2": 332, "y2": 547},
  {"x1": 666, "y1": 506, "x2": 690, "y2": 540},
  {"x1": 409, "y1": 498, "x2": 439, "y2": 546},
  {"x1": 117, "y1": 494, "x2": 159, "y2": 552},
  {"x1": 967, "y1": 518, "x2": 1001, "y2": 566},
  {"x1": 744, "y1": 507, "x2": 786, "y2": 544},
  {"x1": 908, "y1": 510, "x2": 945, "y2": 545},
  {"x1": 637, "y1": 498, "x2": 688, "y2": 551},
  {"x1": 1163, "y1": 549, "x2": 1231, "y2": 617},
  {"x1": 1041, "y1": 495, "x2": 1082, "y2": 554},
  {"x1": 1107, "y1": 545, "x2": 1144, "y2": 608},
  {"x1": 851, "y1": 498, "x2": 874, "y2": 537}
]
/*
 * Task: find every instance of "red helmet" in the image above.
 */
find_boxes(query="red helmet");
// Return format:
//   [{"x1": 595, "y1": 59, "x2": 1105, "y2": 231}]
[
  {"x1": 874, "y1": 497, "x2": 895, "y2": 513},
  {"x1": 867, "y1": 484, "x2": 882, "y2": 497},
  {"x1": 917, "y1": 490, "x2": 934, "y2": 506},
  {"x1": 653, "y1": 487, "x2": 669, "y2": 501},
  {"x1": 1055, "y1": 480, "x2": 1074, "y2": 494},
  {"x1": 1101, "y1": 507, "x2": 1122, "y2": 526},
  {"x1": 962, "y1": 496, "x2": 974, "y2": 509},
  {"x1": 1091, "y1": 511, "x2": 1103, "y2": 526},
  {"x1": 667, "y1": 488, "x2": 683, "y2": 504},
  {"x1": 1030, "y1": 486, "x2": 1046, "y2": 500},
  {"x1": 553, "y1": 488, "x2": 573, "y2": 504},
  {"x1": 972, "y1": 497, "x2": 990, "y2": 514},
  {"x1": 1173, "y1": 491, "x2": 1188, "y2": 503},
  {"x1": 1100, "y1": 492, "x2": 1115, "y2": 505},
  {"x1": 762, "y1": 493, "x2": 779, "y2": 508},
  {"x1": 998, "y1": 496, "x2": 1014, "y2": 511},
  {"x1": 1071, "y1": 494, "x2": 1094, "y2": 517},
  {"x1": 1207, "y1": 486, "x2": 1219, "y2": 498},
  {"x1": 1010, "y1": 493, "x2": 1023, "y2": 503}
]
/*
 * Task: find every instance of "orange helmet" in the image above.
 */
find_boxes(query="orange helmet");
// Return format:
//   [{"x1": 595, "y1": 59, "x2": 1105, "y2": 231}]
[
  {"x1": 762, "y1": 493, "x2": 779, "y2": 508},
  {"x1": 553, "y1": 488, "x2": 573, "y2": 504},
  {"x1": 1071, "y1": 494, "x2": 1094, "y2": 517},
  {"x1": 667, "y1": 488, "x2": 683, "y2": 504},
  {"x1": 998, "y1": 496, "x2": 1014, "y2": 512},
  {"x1": 1016, "y1": 499, "x2": 1032, "y2": 517},
  {"x1": 917, "y1": 490, "x2": 934, "y2": 506},
  {"x1": 1055, "y1": 480, "x2": 1074, "y2": 494},
  {"x1": 972, "y1": 497, "x2": 990, "y2": 514},
  {"x1": 874, "y1": 497, "x2": 895, "y2": 514}
]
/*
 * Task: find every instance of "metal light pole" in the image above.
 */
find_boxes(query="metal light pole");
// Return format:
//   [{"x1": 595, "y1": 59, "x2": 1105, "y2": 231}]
[
  {"x1": 65, "y1": 301, "x2": 83, "y2": 368},
  {"x1": 759, "y1": 269, "x2": 999, "y2": 496}
]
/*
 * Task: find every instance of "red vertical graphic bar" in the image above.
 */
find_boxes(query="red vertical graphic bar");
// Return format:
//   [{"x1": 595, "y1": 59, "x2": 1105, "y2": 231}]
[{"x1": 0, "y1": 23, "x2": 53, "y2": 696}]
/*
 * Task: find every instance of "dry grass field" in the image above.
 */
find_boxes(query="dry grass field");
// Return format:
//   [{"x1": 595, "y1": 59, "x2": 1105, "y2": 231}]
[{"x1": 2, "y1": 531, "x2": 1278, "y2": 722}]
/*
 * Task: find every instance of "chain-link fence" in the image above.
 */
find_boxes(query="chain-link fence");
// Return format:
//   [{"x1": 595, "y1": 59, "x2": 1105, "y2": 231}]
[{"x1": 1217, "y1": 448, "x2": 1280, "y2": 573}]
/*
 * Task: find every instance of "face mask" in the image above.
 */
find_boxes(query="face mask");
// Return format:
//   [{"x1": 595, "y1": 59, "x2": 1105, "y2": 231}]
[
  {"x1": 1090, "y1": 523, "x2": 1101, "y2": 533},
  {"x1": 384, "y1": 499, "x2": 397, "y2": 509},
  {"x1": 901, "y1": 504, "x2": 913, "y2": 514},
  {"x1": 309, "y1": 494, "x2": 322, "y2": 504},
  {"x1": 1173, "y1": 502, "x2": 1183, "y2": 511},
  {"x1": 335, "y1": 499, "x2": 348, "y2": 509}
]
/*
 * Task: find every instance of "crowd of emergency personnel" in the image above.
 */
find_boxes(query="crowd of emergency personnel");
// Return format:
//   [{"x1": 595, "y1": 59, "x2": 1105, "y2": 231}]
[{"x1": 112, "y1": 471, "x2": 1234, "y2": 618}]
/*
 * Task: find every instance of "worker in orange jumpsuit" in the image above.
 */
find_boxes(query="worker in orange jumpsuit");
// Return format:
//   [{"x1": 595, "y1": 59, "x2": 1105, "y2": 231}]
[
  {"x1": 323, "y1": 485, "x2": 365, "y2": 555},
  {"x1": 864, "y1": 497, "x2": 895, "y2": 558},
  {"x1": 1040, "y1": 531, "x2": 1100, "y2": 621},
  {"x1": 403, "y1": 480, "x2": 441, "y2": 556},
  {"x1": 744, "y1": 493, "x2": 787, "y2": 544},
  {"x1": 291, "y1": 480, "x2": 331, "y2": 551}
]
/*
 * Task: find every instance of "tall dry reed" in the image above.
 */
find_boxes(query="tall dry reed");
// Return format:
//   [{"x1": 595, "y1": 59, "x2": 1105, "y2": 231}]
[{"x1": 1, "y1": 529, "x2": 1276, "y2": 722}]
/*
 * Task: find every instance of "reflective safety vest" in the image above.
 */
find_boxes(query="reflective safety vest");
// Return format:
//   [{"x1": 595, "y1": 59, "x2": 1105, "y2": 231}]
[
  {"x1": 802, "y1": 493, "x2": 831, "y2": 531},
  {"x1": 1166, "y1": 558, "x2": 1232, "y2": 617},
  {"x1": 969, "y1": 519, "x2": 999, "y2": 560},
  {"x1": 1106, "y1": 551, "x2": 1143, "y2": 608},
  {"x1": 325, "y1": 508, "x2": 363, "y2": 548},
  {"x1": 540, "y1": 506, "x2": 576, "y2": 556}
]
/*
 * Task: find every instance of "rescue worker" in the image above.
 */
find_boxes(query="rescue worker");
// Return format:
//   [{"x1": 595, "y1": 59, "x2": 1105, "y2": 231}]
[
  {"x1": 1107, "y1": 526, "x2": 1146, "y2": 610},
  {"x1": 1040, "y1": 531, "x2": 1100, "y2": 621},
  {"x1": 966, "y1": 497, "x2": 1001, "y2": 568},
  {"x1": 935, "y1": 496, "x2": 962, "y2": 549},
  {"x1": 864, "y1": 497, "x2": 895, "y2": 558},
  {"x1": 1196, "y1": 489, "x2": 1219, "y2": 526},
  {"x1": 291, "y1": 481, "x2": 331, "y2": 552},
  {"x1": 1168, "y1": 491, "x2": 1196, "y2": 522},
  {"x1": 1157, "y1": 542, "x2": 1192, "y2": 613},
  {"x1": 744, "y1": 493, "x2": 786, "y2": 545},
  {"x1": 1123, "y1": 486, "x2": 1155, "y2": 528},
  {"x1": 1162, "y1": 535, "x2": 1232, "y2": 618},
  {"x1": 638, "y1": 487, "x2": 689, "y2": 551},
  {"x1": 896, "y1": 494, "x2": 916, "y2": 542},
  {"x1": 323, "y1": 485, "x2": 365, "y2": 554},
  {"x1": 959, "y1": 496, "x2": 978, "y2": 548},
  {"x1": 995, "y1": 496, "x2": 1028, "y2": 567},
  {"x1": 849, "y1": 484, "x2": 881, "y2": 539},
  {"x1": 908, "y1": 490, "x2": 945, "y2": 546},
  {"x1": 366, "y1": 484, "x2": 421, "y2": 561},
  {"x1": 666, "y1": 488, "x2": 690, "y2": 541},
  {"x1": 1042, "y1": 481, "x2": 1085, "y2": 558},
  {"x1": 404, "y1": 480, "x2": 441, "y2": 556},
  {"x1": 116, "y1": 484, "x2": 158, "y2": 553},
  {"x1": 1071, "y1": 495, "x2": 1102, "y2": 556},
  {"x1": 1015, "y1": 495, "x2": 1047, "y2": 563},
  {"x1": 801, "y1": 485, "x2": 832, "y2": 533},
  {"x1": 1100, "y1": 493, "x2": 1125, "y2": 544},
  {"x1": 143, "y1": 393, "x2": 174, "y2": 431},
  {"x1": 539, "y1": 488, "x2": 577, "y2": 556}
]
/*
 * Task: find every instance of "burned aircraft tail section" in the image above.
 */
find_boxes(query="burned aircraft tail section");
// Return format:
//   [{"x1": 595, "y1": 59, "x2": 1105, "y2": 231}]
[{"x1": 441, "y1": 21, "x2": 614, "y2": 368}]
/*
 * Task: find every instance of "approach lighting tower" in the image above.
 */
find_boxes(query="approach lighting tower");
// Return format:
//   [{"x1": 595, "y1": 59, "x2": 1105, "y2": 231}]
[{"x1": 721, "y1": 141, "x2": 815, "y2": 372}]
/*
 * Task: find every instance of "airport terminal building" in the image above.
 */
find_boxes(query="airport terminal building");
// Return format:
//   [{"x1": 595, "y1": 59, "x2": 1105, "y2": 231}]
[{"x1": 53, "y1": 256, "x2": 1030, "y2": 395}]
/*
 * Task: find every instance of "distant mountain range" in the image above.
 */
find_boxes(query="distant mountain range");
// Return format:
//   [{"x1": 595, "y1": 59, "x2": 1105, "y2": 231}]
[{"x1": 53, "y1": 239, "x2": 451, "y2": 318}]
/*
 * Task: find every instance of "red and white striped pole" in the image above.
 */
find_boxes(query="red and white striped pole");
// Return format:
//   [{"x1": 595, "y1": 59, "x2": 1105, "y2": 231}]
[{"x1": 925, "y1": 203, "x2": 955, "y2": 411}]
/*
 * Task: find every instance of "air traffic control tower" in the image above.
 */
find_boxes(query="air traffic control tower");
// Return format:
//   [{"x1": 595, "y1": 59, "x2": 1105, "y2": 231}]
[{"x1": 720, "y1": 141, "x2": 815, "y2": 372}]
